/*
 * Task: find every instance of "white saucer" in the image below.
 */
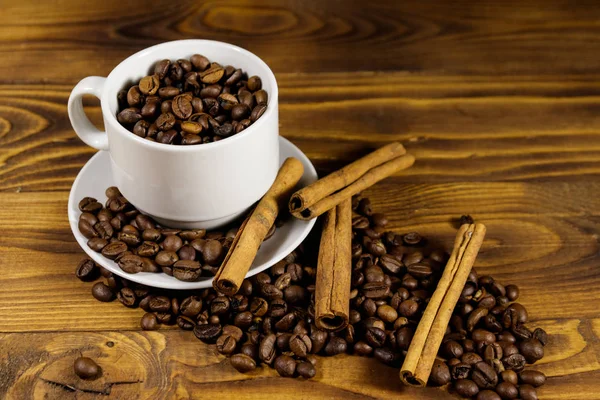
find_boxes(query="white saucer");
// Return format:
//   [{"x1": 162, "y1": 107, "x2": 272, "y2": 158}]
[{"x1": 68, "y1": 137, "x2": 318, "y2": 290}]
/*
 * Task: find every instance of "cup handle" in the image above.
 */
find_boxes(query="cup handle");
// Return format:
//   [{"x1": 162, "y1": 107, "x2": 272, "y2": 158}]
[{"x1": 68, "y1": 76, "x2": 109, "y2": 150}]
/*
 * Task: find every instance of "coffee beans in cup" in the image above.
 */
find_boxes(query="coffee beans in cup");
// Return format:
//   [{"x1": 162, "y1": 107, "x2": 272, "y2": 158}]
[
  {"x1": 76, "y1": 195, "x2": 548, "y2": 399},
  {"x1": 116, "y1": 55, "x2": 268, "y2": 145}
]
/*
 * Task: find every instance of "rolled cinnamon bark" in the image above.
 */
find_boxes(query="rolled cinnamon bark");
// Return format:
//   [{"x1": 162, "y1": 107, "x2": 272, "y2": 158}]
[
  {"x1": 289, "y1": 143, "x2": 414, "y2": 220},
  {"x1": 213, "y1": 158, "x2": 304, "y2": 296},
  {"x1": 400, "y1": 223, "x2": 486, "y2": 387},
  {"x1": 314, "y1": 198, "x2": 352, "y2": 332}
]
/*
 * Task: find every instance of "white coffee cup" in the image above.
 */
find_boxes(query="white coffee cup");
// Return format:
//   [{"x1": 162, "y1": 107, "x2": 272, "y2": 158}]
[{"x1": 68, "y1": 40, "x2": 279, "y2": 229}]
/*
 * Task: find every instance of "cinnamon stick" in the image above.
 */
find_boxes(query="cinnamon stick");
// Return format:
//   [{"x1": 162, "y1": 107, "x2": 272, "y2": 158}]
[
  {"x1": 314, "y1": 198, "x2": 352, "y2": 332},
  {"x1": 213, "y1": 158, "x2": 304, "y2": 296},
  {"x1": 400, "y1": 223, "x2": 486, "y2": 387},
  {"x1": 290, "y1": 143, "x2": 414, "y2": 220}
]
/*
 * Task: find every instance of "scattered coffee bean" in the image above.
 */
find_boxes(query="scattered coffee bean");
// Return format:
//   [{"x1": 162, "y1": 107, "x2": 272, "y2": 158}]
[{"x1": 74, "y1": 357, "x2": 101, "y2": 380}]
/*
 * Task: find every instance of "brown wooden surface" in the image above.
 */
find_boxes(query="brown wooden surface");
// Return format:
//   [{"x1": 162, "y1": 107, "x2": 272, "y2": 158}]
[{"x1": 1, "y1": 0, "x2": 599, "y2": 398}]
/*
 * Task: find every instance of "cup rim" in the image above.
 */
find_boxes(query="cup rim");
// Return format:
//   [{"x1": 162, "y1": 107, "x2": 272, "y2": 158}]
[{"x1": 100, "y1": 39, "x2": 278, "y2": 152}]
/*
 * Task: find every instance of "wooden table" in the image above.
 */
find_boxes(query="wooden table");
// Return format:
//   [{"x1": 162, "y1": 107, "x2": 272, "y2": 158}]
[{"x1": 1, "y1": 0, "x2": 599, "y2": 398}]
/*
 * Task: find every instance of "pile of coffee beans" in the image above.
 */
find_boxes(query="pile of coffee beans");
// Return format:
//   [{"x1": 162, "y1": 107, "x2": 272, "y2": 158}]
[
  {"x1": 77, "y1": 187, "x2": 277, "y2": 282},
  {"x1": 116, "y1": 54, "x2": 267, "y2": 144},
  {"x1": 76, "y1": 195, "x2": 548, "y2": 399}
]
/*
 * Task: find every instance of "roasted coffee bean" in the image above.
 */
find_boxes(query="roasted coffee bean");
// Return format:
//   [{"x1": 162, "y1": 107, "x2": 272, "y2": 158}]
[
  {"x1": 324, "y1": 336, "x2": 347, "y2": 356},
  {"x1": 310, "y1": 329, "x2": 328, "y2": 354},
  {"x1": 172, "y1": 260, "x2": 201, "y2": 281},
  {"x1": 284, "y1": 285, "x2": 307, "y2": 305},
  {"x1": 484, "y1": 314, "x2": 503, "y2": 333},
  {"x1": 230, "y1": 353, "x2": 256, "y2": 373},
  {"x1": 194, "y1": 323, "x2": 222, "y2": 343},
  {"x1": 269, "y1": 298, "x2": 288, "y2": 319},
  {"x1": 472, "y1": 329, "x2": 496, "y2": 344},
  {"x1": 451, "y1": 363, "x2": 471, "y2": 380},
  {"x1": 512, "y1": 324, "x2": 532, "y2": 341},
  {"x1": 472, "y1": 361, "x2": 498, "y2": 389},
  {"x1": 200, "y1": 64, "x2": 225, "y2": 84},
  {"x1": 495, "y1": 381, "x2": 519, "y2": 399},
  {"x1": 74, "y1": 357, "x2": 101, "y2": 380},
  {"x1": 275, "y1": 313, "x2": 296, "y2": 332},
  {"x1": 91, "y1": 282, "x2": 114, "y2": 302},
  {"x1": 137, "y1": 241, "x2": 160, "y2": 257},
  {"x1": 250, "y1": 297, "x2": 269, "y2": 317},
  {"x1": 76, "y1": 258, "x2": 99, "y2": 281},
  {"x1": 374, "y1": 347, "x2": 396, "y2": 365},
  {"x1": 500, "y1": 369, "x2": 518, "y2": 385},
  {"x1": 296, "y1": 361, "x2": 316, "y2": 379},
  {"x1": 454, "y1": 379, "x2": 480, "y2": 398},
  {"x1": 477, "y1": 390, "x2": 502, "y2": 400},
  {"x1": 203, "y1": 239, "x2": 223, "y2": 265},
  {"x1": 353, "y1": 340, "x2": 373, "y2": 356},
  {"x1": 429, "y1": 359, "x2": 451, "y2": 386},
  {"x1": 234, "y1": 311, "x2": 253, "y2": 329},
  {"x1": 259, "y1": 334, "x2": 277, "y2": 364},
  {"x1": 155, "y1": 251, "x2": 179, "y2": 267},
  {"x1": 289, "y1": 333, "x2": 312, "y2": 358},
  {"x1": 365, "y1": 327, "x2": 386, "y2": 348},
  {"x1": 211, "y1": 296, "x2": 231, "y2": 315},
  {"x1": 462, "y1": 352, "x2": 483, "y2": 365},
  {"x1": 502, "y1": 353, "x2": 526, "y2": 372},
  {"x1": 362, "y1": 282, "x2": 390, "y2": 299},
  {"x1": 216, "y1": 334, "x2": 237, "y2": 355},
  {"x1": 519, "y1": 339, "x2": 544, "y2": 364},
  {"x1": 118, "y1": 254, "x2": 144, "y2": 274},
  {"x1": 483, "y1": 342, "x2": 503, "y2": 361},
  {"x1": 140, "y1": 312, "x2": 159, "y2": 330},
  {"x1": 396, "y1": 327, "x2": 414, "y2": 350},
  {"x1": 377, "y1": 304, "x2": 398, "y2": 323},
  {"x1": 467, "y1": 307, "x2": 489, "y2": 331},
  {"x1": 117, "y1": 287, "x2": 136, "y2": 307},
  {"x1": 519, "y1": 370, "x2": 546, "y2": 387},
  {"x1": 532, "y1": 328, "x2": 548, "y2": 346},
  {"x1": 519, "y1": 384, "x2": 538, "y2": 400},
  {"x1": 276, "y1": 333, "x2": 292, "y2": 351},
  {"x1": 274, "y1": 355, "x2": 296, "y2": 377},
  {"x1": 78, "y1": 219, "x2": 98, "y2": 239}
]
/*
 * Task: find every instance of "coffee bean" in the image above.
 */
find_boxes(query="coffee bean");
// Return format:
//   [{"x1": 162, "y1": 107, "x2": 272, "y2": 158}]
[
  {"x1": 275, "y1": 312, "x2": 296, "y2": 332},
  {"x1": 259, "y1": 334, "x2": 277, "y2": 364},
  {"x1": 477, "y1": 390, "x2": 502, "y2": 400},
  {"x1": 284, "y1": 285, "x2": 307, "y2": 305},
  {"x1": 194, "y1": 323, "x2": 222, "y2": 343},
  {"x1": 296, "y1": 361, "x2": 316, "y2": 379},
  {"x1": 216, "y1": 334, "x2": 237, "y2": 355},
  {"x1": 118, "y1": 254, "x2": 144, "y2": 274},
  {"x1": 519, "y1": 384, "x2": 538, "y2": 400},
  {"x1": 155, "y1": 251, "x2": 179, "y2": 267},
  {"x1": 74, "y1": 357, "x2": 101, "y2": 380},
  {"x1": 76, "y1": 258, "x2": 99, "y2": 281},
  {"x1": 462, "y1": 352, "x2": 483, "y2": 365},
  {"x1": 532, "y1": 328, "x2": 548, "y2": 346},
  {"x1": 454, "y1": 379, "x2": 480, "y2": 397},
  {"x1": 202, "y1": 239, "x2": 223, "y2": 265},
  {"x1": 500, "y1": 369, "x2": 518, "y2": 385},
  {"x1": 472, "y1": 361, "x2": 498, "y2": 389},
  {"x1": 91, "y1": 282, "x2": 114, "y2": 302},
  {"x1": 377, "y1": 304, "x2": 398, "y2": 323},
  {"x1": 502, "y1": 353, "x2": 526, "y2": 372},
  {"x1": 200, "y1": 64, "x2": 225, "y2": 84},
  {"x1": 289, "y1": 333, "x2": 312, "y2": 358},
  {"x1": 429, "y1": 359, "x2": 451, "y2": 386},
  {"x1": 512, "y1": 324, "x2": 532, "y2": 341},
  {"x1": 324, "y1": 336, "x2": 347, "y2": 356},
  {"x1": 141, "y1": 312, "x2": 159, "y2": 330},
  {"x1": 519, "y1": 339, "x2": 544, "y2": 364},
  {"x1": 467, "y1": 307, "x2": 489, "y2": 331},
  {"x1": 472, "y1": 329, "x2": 496, "y2": 344},
  {"x1": 117, "y1": 287, "x2": 136, "y2": 307},
  {"x1": 450, "y1": 362, "x2": 471, "y2": 380},
  {"x1": 230, "y1": 353, "x2": 256, "y2": 373},
  {"x1": 172, "y1": 260, "x2": 201, "y2": 281},
  {"x1": 274, "y1": 355, "x2": 296, "y2": 377},
  {"x1": 396, "y1": 327, "x2": 414, "y2": 350}
]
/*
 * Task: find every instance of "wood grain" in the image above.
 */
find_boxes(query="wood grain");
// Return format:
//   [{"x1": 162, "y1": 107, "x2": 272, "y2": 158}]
[
  {"x1": 4, "y1": 75, "x2": 600, "y2": 192},
  {"x1": 1, "y1": 317, "x2": 597, "y2": 400},
  {"x1": 3, "y1": 0, "x2": 600, "y2": 80}
]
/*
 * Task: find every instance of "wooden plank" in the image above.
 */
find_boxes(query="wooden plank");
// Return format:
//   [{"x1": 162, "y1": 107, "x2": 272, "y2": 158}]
[
  {"x1": 1, "y1": 317, "x2": 597, "y2": 399},
  {"x1": 3, "y1": 1, "x2": 600, "y2": 80},
  {"x1": 3, "y1": 76, "x2": 600, "y2": 191},
  {"x1": 0, "y1": 185, "x2": 598, "y2": 332}
]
